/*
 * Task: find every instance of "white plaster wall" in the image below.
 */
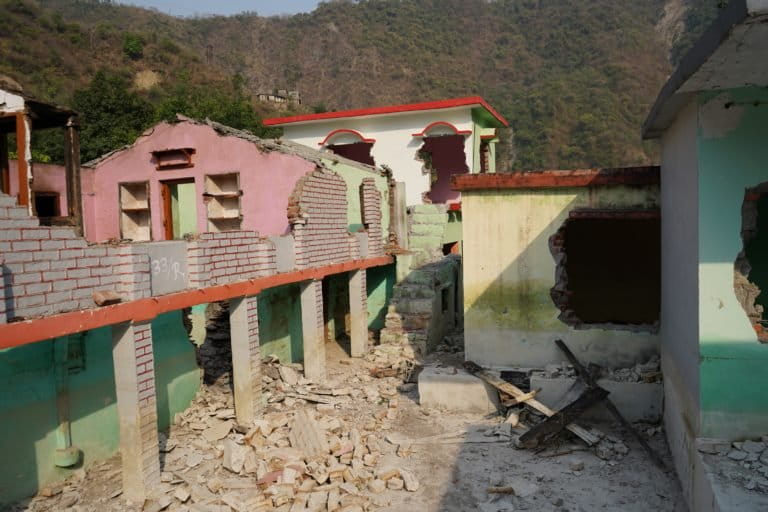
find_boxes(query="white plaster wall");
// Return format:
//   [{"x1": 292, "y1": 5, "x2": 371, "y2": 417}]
[
  {"x1": 281, "y1": 108, "x2": 474, "y2": 206},
  {"x1": 659, "y1": 101, "x2": 702, "y2": 511},
  {"x1": 0, "y1": 90, "x2": 25, "y2": 113},
  {"x1": 660, "y1": 101, "x2": 701, "y2": 415}
]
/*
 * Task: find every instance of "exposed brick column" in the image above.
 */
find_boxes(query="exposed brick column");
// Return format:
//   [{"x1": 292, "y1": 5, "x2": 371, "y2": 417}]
[
  {"x1": 229, "y1": 295, "x2": 262, "y2": 425},
  {"x1": 300, "y1": 280, "x2": 326, "y2": 381},
  {"x1": 111, "y1": 321, "x2": 160, "y2": 502},
  {"x1": 349, "y1": 269, "x2": 368, "y2": 357}
]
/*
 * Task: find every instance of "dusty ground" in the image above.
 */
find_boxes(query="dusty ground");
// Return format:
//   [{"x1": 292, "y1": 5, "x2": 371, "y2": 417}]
[{"x1": 6, "y1": 339, "x2": 687, "y2": 512}]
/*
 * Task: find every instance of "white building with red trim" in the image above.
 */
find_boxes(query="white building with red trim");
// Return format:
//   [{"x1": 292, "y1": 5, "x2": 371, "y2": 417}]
[{"x1": 264, "y1": 96, "x2": 508, "y2": 206}]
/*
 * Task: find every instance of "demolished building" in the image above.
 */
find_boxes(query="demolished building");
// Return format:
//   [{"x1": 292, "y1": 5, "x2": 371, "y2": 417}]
[{"x1": 0, "y1": 90, "x2": 396, "y2": 504}]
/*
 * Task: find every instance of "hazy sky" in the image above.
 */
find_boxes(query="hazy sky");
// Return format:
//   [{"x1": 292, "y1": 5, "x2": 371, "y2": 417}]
[{"x1": 120, "y1": 0, "x2": 322, "y2": 17}]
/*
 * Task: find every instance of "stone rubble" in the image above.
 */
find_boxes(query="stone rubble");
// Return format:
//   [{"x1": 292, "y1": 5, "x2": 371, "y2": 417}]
[
  {"x1": 698, "y1": 435, "x2": 768, "y2": 494},
  {"x1": 21, "y1": 350, "x2": 421, "y2": 512},
  {"x1": 532, "y1": 355, "x2": 662, "y2": 383}
]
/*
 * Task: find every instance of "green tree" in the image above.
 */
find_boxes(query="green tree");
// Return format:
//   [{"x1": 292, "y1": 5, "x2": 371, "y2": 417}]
[
  {"x1": 122, "y1": 32, "x2": 144, "y2": 60},
  {"x1": 72, "y1": 70, "x2": 154, "y2": 163}
]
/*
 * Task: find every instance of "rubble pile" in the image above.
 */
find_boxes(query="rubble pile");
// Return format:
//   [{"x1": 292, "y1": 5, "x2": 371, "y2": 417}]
[
  {"x1": 533, "y1": 355, "x2": 662, "y2": 384},
  {"x1": 23, "y1": 351, "x2": 422, "y2": 512},
  {"x1": 698, "y1": 437, "x2": 768, "y2": 493}
]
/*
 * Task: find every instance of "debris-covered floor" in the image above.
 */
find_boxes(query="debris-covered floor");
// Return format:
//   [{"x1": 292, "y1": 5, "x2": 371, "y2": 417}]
[{"x1": 9, "y1": 338, "x2": 688, "y2": 512}]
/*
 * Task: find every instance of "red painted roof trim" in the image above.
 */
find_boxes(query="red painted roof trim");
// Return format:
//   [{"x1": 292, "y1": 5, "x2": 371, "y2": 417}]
[
  {"x1": 263, "y1": 96, "x2": 509, "y2": 127},
  {"x1": 411, "y1": 121, "x2": 472, "y2": 137},
  {"x1": 451, "y1": 167, "x2": 660, "y2": 191},
  {"x1": 318, "y1": 128, "x2": 376, "y2": 146},
  {"x1": 480, "y1": 134, "x2": 497, "y2": 140}
]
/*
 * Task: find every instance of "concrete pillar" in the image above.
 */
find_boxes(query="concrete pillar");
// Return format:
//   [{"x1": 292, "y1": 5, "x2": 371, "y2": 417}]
[
  {"x1": 111, "y1": 321, "x2": 160, "y2": 502},
  {"x1": 300, "y1": 280, "x2": 326, "y2": 381},
  {"x1": 349, "y1": 270, "x2": 368, "y2": 357},
  {"x1": 229, "y1": 295, "x2": 262, "y2": 425}
]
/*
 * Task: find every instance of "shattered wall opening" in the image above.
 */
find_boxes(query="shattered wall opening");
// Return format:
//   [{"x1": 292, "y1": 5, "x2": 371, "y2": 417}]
[
  {"x1": 735, "y1": 186, "x2": 768, "y2": 342},
  {"x1": 417, "y1": 135, "x2": 468, "y2": 203},
  {"x1": 550, "y1": 212, "x2": 660, "y2": 329},
  {"x1": 327, "y1": 142, "x2": 375, "y2": 167}
]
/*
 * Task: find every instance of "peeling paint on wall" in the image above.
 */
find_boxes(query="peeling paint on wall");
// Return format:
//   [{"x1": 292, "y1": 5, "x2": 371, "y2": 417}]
[{"x1": 699, "y1": 93, "x2": 745, "y2": 139}]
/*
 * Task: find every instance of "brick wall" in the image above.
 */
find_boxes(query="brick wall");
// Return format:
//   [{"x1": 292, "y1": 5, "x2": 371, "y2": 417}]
[
  {"x1": 0, "y1": 193, "x2": 151, "y2": 322},
  {"x1": 187, "y1": 231, "x2": 277, "y2": 288},
  {"x1": 133, "y1": 321, "x2": 161, "y2": 490},
  {"x1": 288, "y1": 168, "x2": 350, "y2": 270},
  {"x1": 360, "y1": 178, "x2": 383, "y2": 258},
  {"x1": 245, "y1": 295, "x2": 261, "y2": 406}
]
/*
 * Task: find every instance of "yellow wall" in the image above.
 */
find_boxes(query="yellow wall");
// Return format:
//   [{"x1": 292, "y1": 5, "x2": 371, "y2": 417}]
[{"x1": 462, "y1": 185, "x2": 660, "y2": 368}]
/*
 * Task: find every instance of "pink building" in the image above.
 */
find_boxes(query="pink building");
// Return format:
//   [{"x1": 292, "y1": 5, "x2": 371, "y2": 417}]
[{"x1": 83, "y1": 116, "x2": 342, "y2": 243}]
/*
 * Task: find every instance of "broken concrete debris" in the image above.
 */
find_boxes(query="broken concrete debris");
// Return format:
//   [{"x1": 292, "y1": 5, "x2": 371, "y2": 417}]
[{"x1": 698, "y1": 436, "x2": 768, "y2": 494}]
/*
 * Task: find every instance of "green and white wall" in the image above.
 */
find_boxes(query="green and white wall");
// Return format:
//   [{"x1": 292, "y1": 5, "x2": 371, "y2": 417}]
[{"x1": 0, "y1": 311, "x2": 200, "y2": 505}]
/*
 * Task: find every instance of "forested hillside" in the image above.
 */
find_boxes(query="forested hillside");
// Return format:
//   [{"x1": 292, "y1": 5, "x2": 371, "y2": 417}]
[{"x1": 0, "y1": 0, "x2": 721, "y2": 169}]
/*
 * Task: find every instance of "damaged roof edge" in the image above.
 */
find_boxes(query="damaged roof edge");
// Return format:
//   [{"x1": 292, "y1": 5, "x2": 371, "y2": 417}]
[
  {"x1": 451, "y1": 166, "x2": 660, "y2": 191},
  {"x1": 84, "y1": 115, "x2": 385, "y2": 176},
  {"x1": 641, "y1": 0, "x2": 750, "y2": 139}
]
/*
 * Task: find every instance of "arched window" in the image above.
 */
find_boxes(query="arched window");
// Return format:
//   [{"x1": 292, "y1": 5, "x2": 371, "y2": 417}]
[{"x1": 318, "y1": 129, "x2": 376, "y2": 166}]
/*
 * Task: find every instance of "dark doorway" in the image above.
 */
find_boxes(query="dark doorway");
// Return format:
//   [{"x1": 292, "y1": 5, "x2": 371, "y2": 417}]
[
  {"x1": 33, "y1": 192, "x2": 60, "y2": 217},
  {"x1": 418, "y1": 135, "x2": 469, "y2": 203}
]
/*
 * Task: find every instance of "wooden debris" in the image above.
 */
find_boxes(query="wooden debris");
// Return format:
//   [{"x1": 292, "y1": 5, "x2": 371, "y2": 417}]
[
  {"x1": 464, "y1": 360, "x2": 600, "y2": 446},
  {"x1": 518, "y1": 386, "x2": 609, "y2": 449},
  {"x1": 501, "y1": 388, "x2": 540, "y2": 407},
  {"x1": 554, "y1": 338, "x2": 666, "y2": 469}
]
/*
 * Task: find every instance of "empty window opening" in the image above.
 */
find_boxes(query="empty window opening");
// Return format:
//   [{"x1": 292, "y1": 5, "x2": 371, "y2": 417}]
[
  {"x1": 33, "y1": 192, "x2": 60, "y2": 217},
  {"x1": 417, "y1": 135, "x2": 469, "y2": 204},
  {"x1": 327, "y1": 142, "x2": 375, "y2": 167},
  {"x1": 549, "y1": 213, "x2": 660, "y2": 329},
  {"x1": 735, "y1": 187, "x2": 768, "y2": 343}
]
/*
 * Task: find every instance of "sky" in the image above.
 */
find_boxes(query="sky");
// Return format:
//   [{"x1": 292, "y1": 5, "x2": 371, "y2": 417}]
[{"x1": 121, "y1": 0, "x2": 322, "y2": 17}]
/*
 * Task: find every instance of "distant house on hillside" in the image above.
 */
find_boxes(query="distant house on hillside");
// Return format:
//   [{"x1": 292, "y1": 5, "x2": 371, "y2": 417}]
[{"x1": 264, "y1": 96, "x2": 508, "y2": 207}]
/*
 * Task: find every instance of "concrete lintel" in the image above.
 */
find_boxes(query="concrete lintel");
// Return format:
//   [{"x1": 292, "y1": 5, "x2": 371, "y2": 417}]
[
  {"x1": 229, "y1": 295, "x2": 262, "y2": 425},
  {"x1": 111, "y1": 320, "x2": 160, "y2": 502},
  {"x1": 349, "y1": 269, "x2": 368, "y2": 357},
  {"x1": 300, "y1": 280, "x2": 326, "y2": 382}
]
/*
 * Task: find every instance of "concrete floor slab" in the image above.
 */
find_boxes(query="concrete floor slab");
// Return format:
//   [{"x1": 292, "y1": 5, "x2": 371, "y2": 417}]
[{"x1": 418, "y1": 366, "x2": 500, "y2": 414}]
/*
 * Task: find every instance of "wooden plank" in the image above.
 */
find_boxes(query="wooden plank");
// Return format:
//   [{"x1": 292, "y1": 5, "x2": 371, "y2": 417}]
[
  {"x1": 464, "y1": 361, "x2": 601, "y2": 446},
  {"x1": 554, "y1": 339, "x2": 666, "y2": 469},
  {"x1": 518, "y1": 386, "x2": 609, "y2": 449}
]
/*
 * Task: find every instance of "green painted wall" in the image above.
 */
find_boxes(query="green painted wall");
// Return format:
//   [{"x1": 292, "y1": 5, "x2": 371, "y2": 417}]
[
  {"x1": 367, "y1": 264, "x2": 396, "y2": 331},
  {"x1": 0, "y1": 311, "x2": 200, "y2": 504},
  {"x1": 443, "y1": 211, "x2": 462, "y2": 246},
  {"x1": 258, "y1": 284, "x2": 303, "y2": 363},
  {"x1": 171, "y1": 182, "x2": 197, "y2": 239},
  {"x1": 322, "y1": 159, "x2": 390, "y2": 238},
  {"x1": 696, "y1": 87, "x2": 768, "y2": 438}
]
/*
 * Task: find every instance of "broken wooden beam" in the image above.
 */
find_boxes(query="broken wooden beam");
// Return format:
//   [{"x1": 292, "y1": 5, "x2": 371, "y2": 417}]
[
  {"x1": 501, "y1": 388, "x2": 540, "y2": 407},
  {"x1": 463, "y1": 361, "x2": 601, "y2": 446},
  {"x1": 518, "y1": 386, "x2": 609, "y2": 449},
  {"x1": 553, "y1": 339, "x2": 666, "y2": 469}
]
